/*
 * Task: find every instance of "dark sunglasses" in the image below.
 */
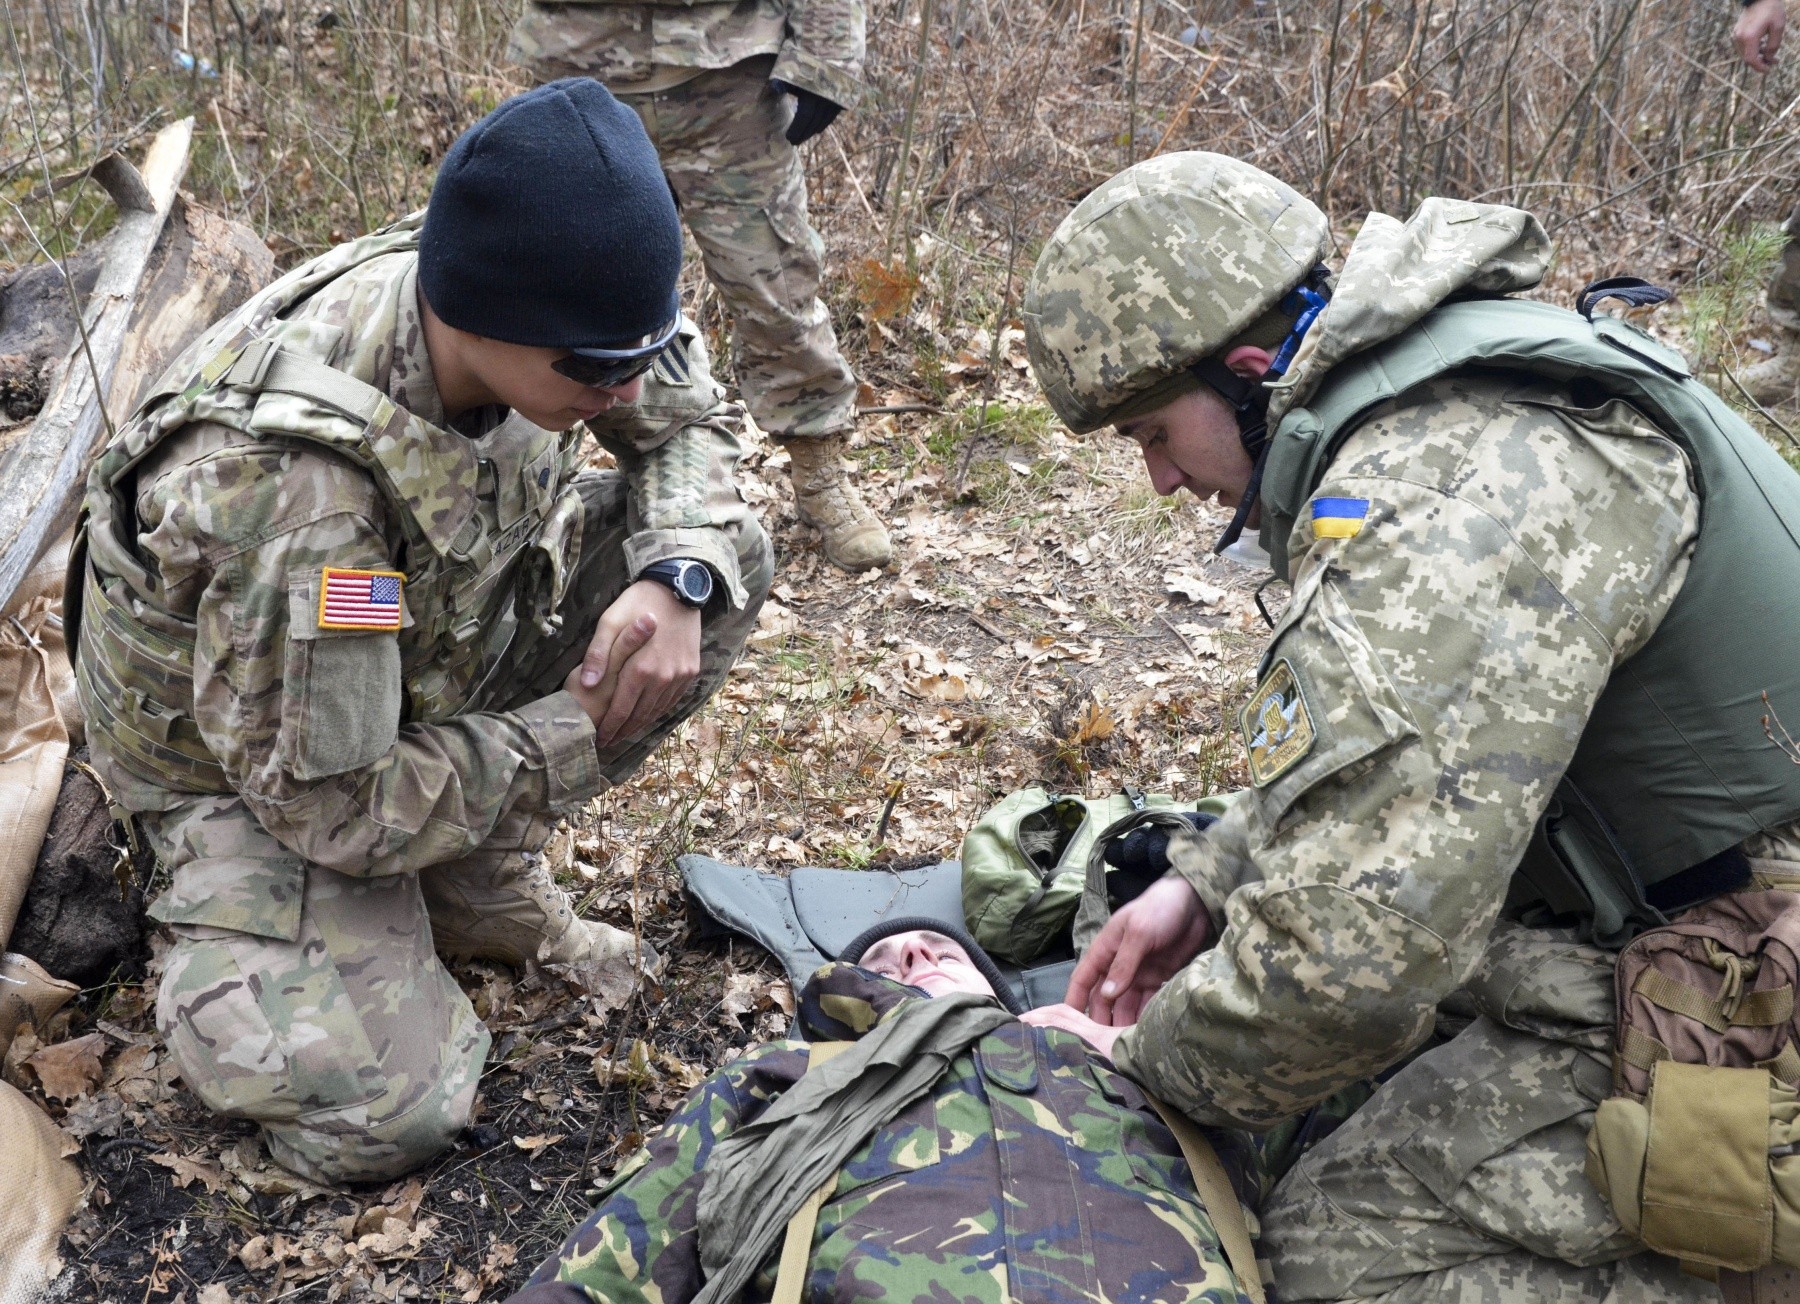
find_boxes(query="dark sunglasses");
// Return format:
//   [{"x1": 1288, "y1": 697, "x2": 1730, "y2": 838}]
[{"x1": 551, "y1": 317, "x2": 680, "y2": 389}]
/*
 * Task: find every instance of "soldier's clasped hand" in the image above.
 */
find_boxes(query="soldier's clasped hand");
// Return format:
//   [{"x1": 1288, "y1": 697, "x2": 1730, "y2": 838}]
[{"x1": 565, "y1": 579, "x2": 704, "y2": 748}]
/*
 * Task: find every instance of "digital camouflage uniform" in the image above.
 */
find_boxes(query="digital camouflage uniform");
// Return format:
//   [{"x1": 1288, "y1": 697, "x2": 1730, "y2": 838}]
[
  {"x1": 1026, "y1": 159, "x2": 1800, "y2": 1303},
  {"x1": 510, "y1": 962, "x2": 1256, "y2": 1304},
  {"x1": 75, "y1": 219, "x2": 772, "y2": 1184},
  {"x1": 509, "y1": 0, "x2": 863, "y2": 445}
]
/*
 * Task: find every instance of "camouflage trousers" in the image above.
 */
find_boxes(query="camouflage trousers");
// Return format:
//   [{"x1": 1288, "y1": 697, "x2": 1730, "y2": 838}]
[
  {"x1": 614, "y1": 57, "x2": 859, "y2": 442},
  {"x1": 146, "y1": 473, "x2": 772, "y2": 1186},
  {"x1": 1260, "y1": 920, "x2": 1717, "y2": 1304}
]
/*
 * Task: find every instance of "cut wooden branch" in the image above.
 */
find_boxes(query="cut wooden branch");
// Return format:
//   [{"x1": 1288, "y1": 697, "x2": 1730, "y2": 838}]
[{"x1": 0, "y1": 119, "x2": 274, "y2": 613}]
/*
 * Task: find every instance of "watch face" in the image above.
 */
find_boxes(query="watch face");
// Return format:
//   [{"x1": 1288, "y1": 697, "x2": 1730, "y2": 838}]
[{"x1": 676, "y1": 563, "x2": 712, "y2": 605}]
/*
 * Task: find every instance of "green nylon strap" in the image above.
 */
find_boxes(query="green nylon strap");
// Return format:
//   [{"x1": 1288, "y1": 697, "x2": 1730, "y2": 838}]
[
  {"x1": 1758, "y1": 1042, "x2": 1800, "y2": 1088},
  {"x1": 770, "y1": 1041, "x2": 851, "y2": 1304},
  {"x1": 1617, "y1": 1024, "x2": 1673, "y2": 1078},
  {"x1": 257, "y1": 346, "x2": 389, "y2": 425},
  {"x1": 1636, "y1": 969, "x2": 1796, "y2": 1032}
]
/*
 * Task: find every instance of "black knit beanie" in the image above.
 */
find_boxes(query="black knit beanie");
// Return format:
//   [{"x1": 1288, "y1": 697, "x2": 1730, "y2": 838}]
[
  {"x1": 839, "y1": 916, "x2": 1027, "y2": 1015},
  {"x1": 418, "y1": 78, "x2": 682, "y2": 349}
]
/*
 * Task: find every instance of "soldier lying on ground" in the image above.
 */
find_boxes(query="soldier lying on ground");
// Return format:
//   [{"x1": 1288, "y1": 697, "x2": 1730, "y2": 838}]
[
  {"x1": 508, "y1": 922, "x2": 1260, "y2": 1304},
  {"x1": 72, "y1": 81, "x2": 772, "y2": 1184},
  {"x1": 1023, "y1": 153, "x2": 1800, "y2": 1301}
]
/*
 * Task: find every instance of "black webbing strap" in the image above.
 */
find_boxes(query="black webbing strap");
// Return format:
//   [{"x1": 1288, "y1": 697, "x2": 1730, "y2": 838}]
[{"x1": 1576, "y1": 276, "x2": 1674, "y2": 321}]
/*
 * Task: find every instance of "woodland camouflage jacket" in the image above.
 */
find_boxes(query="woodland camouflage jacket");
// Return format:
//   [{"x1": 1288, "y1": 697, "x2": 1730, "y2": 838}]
[{"x1": 511, "y1": 964, "x2": 1254, "y2": 1304}]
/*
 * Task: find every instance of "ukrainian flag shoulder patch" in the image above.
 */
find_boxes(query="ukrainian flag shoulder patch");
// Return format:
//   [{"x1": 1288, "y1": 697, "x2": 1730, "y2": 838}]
[{"x1": 1311, "y1": 495, "x2": 1370, "y2": 540}]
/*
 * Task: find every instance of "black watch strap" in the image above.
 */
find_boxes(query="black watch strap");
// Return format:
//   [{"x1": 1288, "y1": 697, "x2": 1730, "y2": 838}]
[{"x1": 641, "y1": 558, "x2": 714, "y2": 608}]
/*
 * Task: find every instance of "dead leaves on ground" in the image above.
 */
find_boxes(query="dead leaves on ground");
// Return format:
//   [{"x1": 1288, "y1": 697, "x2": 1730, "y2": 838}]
[
  {"x1": 150, "y1": 1150, "x2": 228, "y2": 1194},
  {"x1": 234, "y1": 1177, "x2": 456, "y2": 1298},
  {"x1": 22, "y1": 1031, "x2": 106, "y2": 1101}
]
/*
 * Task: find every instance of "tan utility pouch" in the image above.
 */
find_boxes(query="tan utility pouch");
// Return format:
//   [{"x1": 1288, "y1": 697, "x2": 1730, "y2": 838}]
[{"x1": 1586, "y1": 889, "x2": 1800, "y2": 1296}]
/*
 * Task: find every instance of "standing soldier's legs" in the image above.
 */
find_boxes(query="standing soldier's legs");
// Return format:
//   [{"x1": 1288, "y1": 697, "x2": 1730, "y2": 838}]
[
  {"x1": 147, "y1": 798, "x2": 488, "y2": 1185},
  {"x1": 620, "y1": 60, "x2": 893, "y2": 572},
  {"x1": 1260, "y1": 922, "x2": 1717, "y2": 1304},
  {"x1": 424, "y1": 469, "x2": 772, "y2": 970},
  {"x1": 1743, "y1": 205, "x2": 1800, "y2": 404}
]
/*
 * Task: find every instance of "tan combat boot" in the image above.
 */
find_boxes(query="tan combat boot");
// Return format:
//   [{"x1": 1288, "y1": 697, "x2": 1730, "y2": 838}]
[
  {"x1": 782, "y1": 436, "x2": 893, "y2": 572},
  {"x1": 425, "y1": 853, "x2": 660, "y2": 987},
  {"x1": 1742, "y1": 329, "x2": 1800, "y2": 406},
  {"x1": 0, "y1": 952, "x2": 79, "y2": 1062}
]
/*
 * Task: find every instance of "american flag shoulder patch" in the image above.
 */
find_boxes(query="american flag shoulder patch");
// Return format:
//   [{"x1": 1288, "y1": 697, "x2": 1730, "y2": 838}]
[{"x1": 318, "y1": 567, "x2": 404, "y2": 631}]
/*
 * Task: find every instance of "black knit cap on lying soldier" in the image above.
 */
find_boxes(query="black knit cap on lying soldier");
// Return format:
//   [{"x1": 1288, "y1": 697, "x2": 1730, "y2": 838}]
[
  {"x1": 418, "y1": 78, "x2": 682, "y2": 349},
  {"x1": 839, "y1": 916, "x2": 1028, "y2": 1016}
]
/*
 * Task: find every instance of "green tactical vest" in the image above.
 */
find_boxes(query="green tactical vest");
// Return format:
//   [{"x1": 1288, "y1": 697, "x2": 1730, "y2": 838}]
[
  {"x1": 75, "y1": 218, "x2": 585, "y2": 798},
  {"x1": 1257, "y1": 298, "x2": 1800, "y2": 941}
]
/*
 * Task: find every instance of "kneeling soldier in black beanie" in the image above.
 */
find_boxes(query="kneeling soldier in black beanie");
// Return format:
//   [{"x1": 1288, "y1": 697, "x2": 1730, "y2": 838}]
[{"x1": 74, "y1": 80, "x2": 771, "y2": 1184}]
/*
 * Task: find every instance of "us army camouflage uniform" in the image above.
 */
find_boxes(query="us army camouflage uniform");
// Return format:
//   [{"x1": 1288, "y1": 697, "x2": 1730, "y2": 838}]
[
  {"x1": 510, "y1": 963, "x2": 1256, "y2": 1304},
  {"x1": 510, "y1": 0, "x2": 863, "y2": 443},
  {"x1": 1742, "y1": 205, "x2": 1800, "y2": 402},
  {"x1": 1773, "y1": 206, "x2": 1800, "y2": 323},
  {"x1": 1093, "y1": 200, "x2": 1800, "y2": 1302},
  {"x1": 78, "y1": 225, "x2": 772, "y2": 1184}
]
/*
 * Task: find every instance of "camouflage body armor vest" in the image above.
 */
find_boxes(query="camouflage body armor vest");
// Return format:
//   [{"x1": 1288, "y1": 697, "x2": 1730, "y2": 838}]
[
  {"x1": 75, "y1": 217, "x2": 585, "y2": 801},
  {"x1": 1259, "y1": 298, "x2": 1800, "y2": 944}
]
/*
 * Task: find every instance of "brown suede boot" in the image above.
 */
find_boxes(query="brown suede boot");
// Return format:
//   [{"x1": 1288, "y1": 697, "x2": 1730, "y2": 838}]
[
  {"x1": 425, "y1": 853, "x2": 660, "y2": 993},
  {"x1": 782, "y1": 435, "x2": 894, "y2": 572},
  {"x1": 1742, "y1": 329, "x2": 1800, "y2": 406}
]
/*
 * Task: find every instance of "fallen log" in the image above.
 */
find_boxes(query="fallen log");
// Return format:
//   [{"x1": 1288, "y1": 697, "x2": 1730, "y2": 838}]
[
  {"x1": 0, "y1": 123, "x2": 273, "y2": 984},
  {"x1": 9, "y1": 758, "x2": 151, "y2": 989},
  {"x1": 0, "y1": 118, "x2": 274, "y2": 613}
]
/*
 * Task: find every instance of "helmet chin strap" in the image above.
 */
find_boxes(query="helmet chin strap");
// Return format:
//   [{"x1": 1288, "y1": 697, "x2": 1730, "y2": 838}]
[
  {"x1": 1191, "y1": 356, "x2": 1270, "y2": 555},
  {"x1": 1195, "y1": 270, "x2": 1332, "y2": 556}
]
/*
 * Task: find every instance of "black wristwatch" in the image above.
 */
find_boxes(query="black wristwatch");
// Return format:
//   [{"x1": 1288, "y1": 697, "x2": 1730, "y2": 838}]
[{"x1": 641, "y1": 558, "x2": 715, "y2": 608}]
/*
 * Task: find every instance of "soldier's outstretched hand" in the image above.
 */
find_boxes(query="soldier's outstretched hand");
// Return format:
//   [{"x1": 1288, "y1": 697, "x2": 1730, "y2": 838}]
[
  {"x1": 565, "y1": 580, "x2": 703, "y2": 748},
  {"x1": 1737, "y1": 0, "x2": 1786, "y2": 71},
  {"x1": 1066, "y1": 875, "x2": 1213, "y2": 1027}
]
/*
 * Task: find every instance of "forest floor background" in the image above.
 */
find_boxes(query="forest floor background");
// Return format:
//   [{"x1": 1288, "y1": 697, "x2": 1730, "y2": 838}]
[{"x1": 3, "y1": 0, "x2": 1798, "y2": 1295}]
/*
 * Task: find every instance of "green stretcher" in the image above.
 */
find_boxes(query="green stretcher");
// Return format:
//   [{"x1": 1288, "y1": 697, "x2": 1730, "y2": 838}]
[{"x1": 678, "y1": 854, "x2": 1079, "y2": 1011}]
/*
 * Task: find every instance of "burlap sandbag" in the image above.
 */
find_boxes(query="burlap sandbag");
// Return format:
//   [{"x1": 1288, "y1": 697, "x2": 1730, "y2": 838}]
[
  {"x1": 0, "y1": 1078, "x2": 82, "y2": 1304},
  {"x1": 0, "y1": 536, "x2": 81, "y2": 952}
]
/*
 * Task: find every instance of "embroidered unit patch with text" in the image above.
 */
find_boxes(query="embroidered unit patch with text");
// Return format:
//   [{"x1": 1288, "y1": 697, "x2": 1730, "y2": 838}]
[
  {"x1": 318, "y1": 567, "x2": 404, "y2": 631},
  {"x1": 1241, "y1": 658, "x2": 1316, "y2": 786},
  {"x1": 1311, "y1": 496, "x2": 1370, "y2": 540}
]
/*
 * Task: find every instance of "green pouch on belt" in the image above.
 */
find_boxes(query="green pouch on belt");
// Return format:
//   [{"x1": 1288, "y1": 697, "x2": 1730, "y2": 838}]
[{"x1": 960, "y1": 786, "x2": 1180, "y2": 964}]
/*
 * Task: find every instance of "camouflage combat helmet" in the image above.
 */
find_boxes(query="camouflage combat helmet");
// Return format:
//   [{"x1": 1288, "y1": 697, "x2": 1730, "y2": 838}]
[{"x1": 1023, "y1": 152, "x2": 1330, "y2": 434}]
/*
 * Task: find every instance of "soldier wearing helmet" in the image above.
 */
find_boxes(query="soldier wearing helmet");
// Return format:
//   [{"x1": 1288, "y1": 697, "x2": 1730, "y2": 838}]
[{"x1": 1025, "y1": 152, "x2": 1800, "y2": 1301}]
